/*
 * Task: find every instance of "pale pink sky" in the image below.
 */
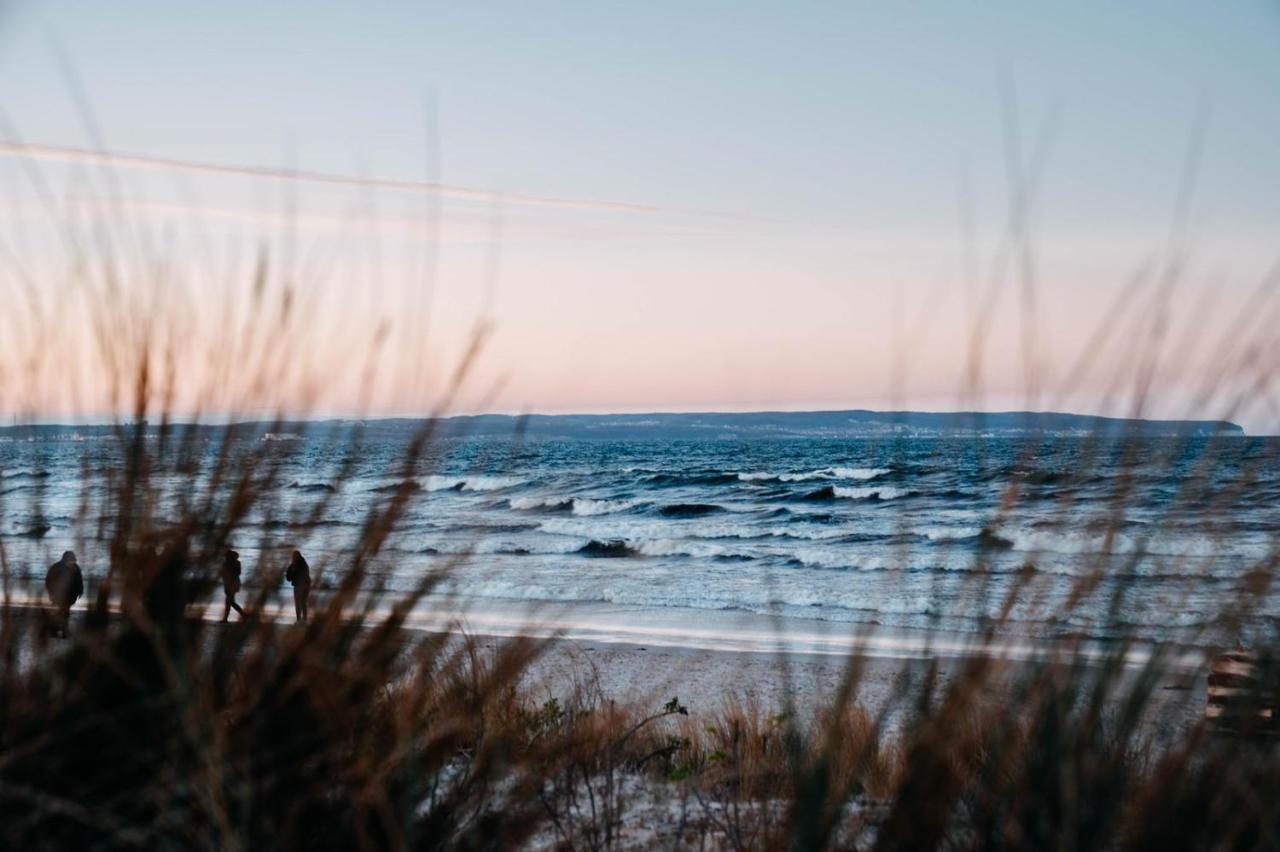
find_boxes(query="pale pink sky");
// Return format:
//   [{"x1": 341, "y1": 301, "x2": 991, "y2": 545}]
[
  {"x1": 0, "y1": 2, "x2": 1278, "y2": 431},
  {"x1": 2, "y1": 158, "x2": 1273, "y2": 433}
]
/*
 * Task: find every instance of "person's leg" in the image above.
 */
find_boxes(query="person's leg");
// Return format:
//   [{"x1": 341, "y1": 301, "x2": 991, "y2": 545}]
[
  {"x1": 300, "y1": 586, "x2": 309, "y2": 622},
  {"x1": 223, "y1": 593, "x2": 231, "y2": 622},
  {"x1": 294, "y1": 588, "x2": 303, "y2": 621},
  {"x1": 230, "y1": 595, "x2": 244, "y2": 617}
]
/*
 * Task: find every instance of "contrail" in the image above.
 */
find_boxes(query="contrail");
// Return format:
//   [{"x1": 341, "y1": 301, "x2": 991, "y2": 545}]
[{"x1": 0, "y1": 140, "x2": 692, "y2": 217}]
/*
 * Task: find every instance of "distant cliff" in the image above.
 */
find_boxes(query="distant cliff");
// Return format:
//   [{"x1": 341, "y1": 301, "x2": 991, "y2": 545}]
[
  {"x1": 0, "y1": 410, "x2": 1245, "y2": 442},
  {"x1": 419, "y1": 410, "x2": 1245, "y2": 440}
]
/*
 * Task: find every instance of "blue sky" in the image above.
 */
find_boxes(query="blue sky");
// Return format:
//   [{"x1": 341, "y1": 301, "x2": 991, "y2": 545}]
[
  {"x1": 0, "y1": 2, "x2": 1278, "y2": 428},
  {"x1": 4, "y1": 1, "x2": 1278, "y2": 227}
]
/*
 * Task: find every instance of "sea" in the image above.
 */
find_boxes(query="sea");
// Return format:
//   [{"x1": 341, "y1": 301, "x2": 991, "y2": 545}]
[{"x1": 3, "y1": 434, "x2": 1278, "y2": 654}]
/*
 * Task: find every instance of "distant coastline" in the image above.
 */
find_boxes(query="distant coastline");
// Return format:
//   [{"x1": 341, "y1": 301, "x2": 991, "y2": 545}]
[{"x1": 0, "y1": 409, "x2": 1246, "y2": 442}]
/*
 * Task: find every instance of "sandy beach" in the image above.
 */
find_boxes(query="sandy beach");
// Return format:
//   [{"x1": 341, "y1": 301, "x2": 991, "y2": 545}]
[
  {"x1": 4, "y1": 589, "x2": 1211, "y2": 745},
  {"x1": 515, "y1": 634, "x2": 1207, "y2": 743}
]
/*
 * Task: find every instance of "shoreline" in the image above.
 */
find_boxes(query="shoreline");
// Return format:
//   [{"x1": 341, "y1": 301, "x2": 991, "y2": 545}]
[
  {"x1": 3, "y1": 587, "x2": 1216, "y2": 666},
  {"x1": 2, "y1": 592, "x2": 1211, "y2": 738}
]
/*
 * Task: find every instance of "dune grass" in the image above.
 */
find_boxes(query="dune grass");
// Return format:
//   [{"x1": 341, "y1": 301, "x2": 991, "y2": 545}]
[{"x1": 1, "y1": 404, "x2": 1278, "y2": 849}]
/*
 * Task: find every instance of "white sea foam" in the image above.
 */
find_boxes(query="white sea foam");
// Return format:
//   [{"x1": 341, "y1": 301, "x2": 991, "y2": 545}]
[
  {"x1": 440, "y1": 568, "x2": 943, "y2": 621},
  {"x1": 632, "y1": 538, "x2": 731, "y2": 559},
  {"x1": 507, "y1": 495, "x2": 637, "y2": 515},
  {"x1": 739, "y1": 466, "x2": 892, "y2": 483},
  {"x1": 757, "y1": 526, "x2": 850, "y2": 541},
  {"x1": 832, "y1": 485, "x2": 913, "y2": 500},
  {"x1": 997, "y1": 527, "x2": 1249, "y2": 558},
  {"x1": 830, "y1": 467, "x2": 893, "y2": 480},
  {"x1": 921, "y1": 526, "x2": 985, "y2": 542},
  {"x1": 572, "y1": 498, "x2": 637, "y2": 516},
  {"x1": 509, "y1": 496, "x2": 571, "y2": 511},
  {"x1": 422, "y1": 476, "x2": 467, "y2": 492}
]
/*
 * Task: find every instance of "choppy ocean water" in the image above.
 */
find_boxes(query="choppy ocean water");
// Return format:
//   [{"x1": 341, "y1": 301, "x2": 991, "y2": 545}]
[{"x1": 3, "y1": 435, "x2": 1278, "y2": 646}]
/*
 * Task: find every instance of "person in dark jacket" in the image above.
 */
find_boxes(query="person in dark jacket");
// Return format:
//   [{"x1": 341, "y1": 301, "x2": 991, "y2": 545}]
[
  {"x1": 221, "y1": 548, "x2": 245, "y2": 622},
  {"x1": 285, "y1": 550, "x2": 311, "y2": 622},
  {"x1": 45, "y1": 550, "x2": 84, "y2": 637}
]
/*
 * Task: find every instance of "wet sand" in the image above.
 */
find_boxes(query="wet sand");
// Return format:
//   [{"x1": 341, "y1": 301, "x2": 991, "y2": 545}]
[{"x1": 2, "y1": 593, "x2": 1210, "y2": 741}]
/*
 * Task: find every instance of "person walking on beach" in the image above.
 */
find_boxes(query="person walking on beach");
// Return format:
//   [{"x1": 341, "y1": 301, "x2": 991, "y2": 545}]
[
  {"x1": 45, "y1": 550, "x2": 83, "y2": 638},
  {"x1": 221, "y1": 548, "x2": 245, "y2": 622},
  {"x1": 285, "y1": 550, "x2": 311, "y2": 622}
]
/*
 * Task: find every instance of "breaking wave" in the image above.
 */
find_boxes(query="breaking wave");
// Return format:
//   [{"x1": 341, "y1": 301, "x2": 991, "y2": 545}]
[
  {"x1": 739, "y1": 466, "x2": 892, "y2": 483},
  {"x1": 510, "y1": 496, "x2": 638, "y2": 516},
  {"x1": 801, "y1": 485, "x2": 917, "y2": 501},
  {"x1": 421, "y1": 475, "x2": 528, "y2": 492}
]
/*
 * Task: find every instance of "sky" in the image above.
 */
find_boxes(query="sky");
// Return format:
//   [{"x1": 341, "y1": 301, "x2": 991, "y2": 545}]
[{"x1": 0, "y1": 1, "x2": 1278, "y2": 430}]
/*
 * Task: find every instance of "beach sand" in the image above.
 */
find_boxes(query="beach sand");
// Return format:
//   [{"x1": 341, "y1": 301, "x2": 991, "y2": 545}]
[
  {"x1": 3, "y1": 591, "x2": 1210, "y2": 743},
  {"x1": 513, "y1": 634, "x2": 1207, "y2": 740}
]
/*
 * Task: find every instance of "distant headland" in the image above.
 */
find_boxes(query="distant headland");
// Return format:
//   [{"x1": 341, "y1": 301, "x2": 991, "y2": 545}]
[{"x1": 0, "y1": 410, "x2": 1246, "y2": 442}]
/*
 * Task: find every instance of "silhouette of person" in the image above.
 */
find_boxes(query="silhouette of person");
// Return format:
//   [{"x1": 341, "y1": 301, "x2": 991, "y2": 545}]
[
  {"x1": 45, "y1": 550, "x2": 84, "y2": 637},
  {"x1": 221, "y1": 548, "x2": 245, "y2": 622},
  {"x1": 285, "y1": 550, "x2": 311, "y2": 622}
]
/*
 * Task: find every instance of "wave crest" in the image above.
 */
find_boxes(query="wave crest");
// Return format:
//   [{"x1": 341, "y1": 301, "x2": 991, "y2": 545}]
[
  {"x1": 740, "y1": 466, "x2": 892, "y2": 483},
  {"x1": 422, "y1": 475, "x2": 527, "y2": 492},
  {"x1": 801, "y1": 485, "x2": 916, "y2": 501}
]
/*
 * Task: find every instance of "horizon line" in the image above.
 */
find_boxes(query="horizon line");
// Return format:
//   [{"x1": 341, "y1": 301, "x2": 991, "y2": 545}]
[{"x1": 0, "y1": 406, "x2": 1249, "y2": 431}]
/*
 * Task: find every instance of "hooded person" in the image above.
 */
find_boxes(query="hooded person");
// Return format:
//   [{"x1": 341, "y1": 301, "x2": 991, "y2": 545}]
[
  {"x1": 284, "y1": 550, "x2": 311, "y2": 622},
  {"x1": 221, "y1": 548, "x2": 245, "y2": 622},
  {"x1": 45, "y1": 550, "x2": 84, "y2": 637}
]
